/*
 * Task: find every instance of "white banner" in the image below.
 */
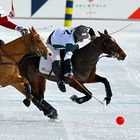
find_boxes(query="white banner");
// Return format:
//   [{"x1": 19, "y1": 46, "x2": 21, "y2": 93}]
[{"x1": 0, "y1": 0, "x2": 139, "y2": 20}]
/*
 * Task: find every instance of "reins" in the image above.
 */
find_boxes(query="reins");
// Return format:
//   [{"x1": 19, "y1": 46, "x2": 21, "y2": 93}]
[
  {"x1": 0, "y1": 52, "x2": 33, "y2": 65},
  {"x1": 78, "y1": 40, "x2": 113, "y2": 68}
]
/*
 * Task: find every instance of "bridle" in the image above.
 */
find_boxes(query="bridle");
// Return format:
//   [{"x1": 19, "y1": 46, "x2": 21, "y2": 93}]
[
  {"x1": 23, "y1": 33, "x2": 45, "y2": 57},
  {"x1": 101, "y1": 36, "x2": 120, "y2": 59}
]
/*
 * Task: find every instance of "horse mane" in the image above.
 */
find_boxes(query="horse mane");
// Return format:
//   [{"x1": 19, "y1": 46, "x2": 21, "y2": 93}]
[{"x1": 3, "y1": 34, "x2": 30, "y2": 47}]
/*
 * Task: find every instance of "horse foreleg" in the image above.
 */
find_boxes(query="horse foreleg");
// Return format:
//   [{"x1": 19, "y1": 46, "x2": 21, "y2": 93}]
[
  {"x1": 87, "y1": 74, "x2": 113, "y2": 105},
  {"x1": 69, "y1": 79, "x2": 92, "y2": 104}
]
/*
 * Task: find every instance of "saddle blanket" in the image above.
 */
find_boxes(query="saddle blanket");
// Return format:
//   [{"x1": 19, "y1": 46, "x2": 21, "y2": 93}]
[{"x1": 39, "y1": 56, "x2": 54, "y2": 75}]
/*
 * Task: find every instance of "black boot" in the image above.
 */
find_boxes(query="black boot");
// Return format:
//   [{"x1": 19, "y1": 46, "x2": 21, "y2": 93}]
[
  {"x1": 52, "y1": 61, "x2": 66, "y2": 92},
  {"x1": 0, "y1": 39, "x2": 5, "y2": 46},
  {"x1": 64, "y1": 59, "x2": 73, "y2": 77}
]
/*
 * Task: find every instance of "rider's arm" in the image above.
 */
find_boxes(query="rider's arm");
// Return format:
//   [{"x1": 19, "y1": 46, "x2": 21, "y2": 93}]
[
  {"x1": 0, "y1": 16, "x2": 17, "y2": 29},
  {"x1": 0, "y1": 16, "x2": 27, "y2": 35},
  {"x1": 64, "y1": 43, "x2": 79, "y2": 60}
]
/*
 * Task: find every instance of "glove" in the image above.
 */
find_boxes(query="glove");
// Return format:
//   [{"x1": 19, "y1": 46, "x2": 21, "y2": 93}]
[
  {"x1": 89, "y1": 28, "x2": 95, "y2": 36},
  {"x1": 15, "y1": 26, "x2": 28, "y2": 36},
  {"x1": 9, "y1": 11, "x2": 15, "y2": 18},
  {"x1": 20, "y1": 28, "x2": 28, "y2": 36}
]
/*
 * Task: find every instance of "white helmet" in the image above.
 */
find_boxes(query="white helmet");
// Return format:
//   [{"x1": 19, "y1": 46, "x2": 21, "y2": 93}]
[{"x1": 0, "y1": 6, "x2": 5, "y2": 14}]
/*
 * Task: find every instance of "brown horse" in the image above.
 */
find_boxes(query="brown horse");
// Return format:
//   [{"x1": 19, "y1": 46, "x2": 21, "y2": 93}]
[
  {"x1": 0, "y1": 27, "x2": 52, "y2": 100},
  {"x1": 18, "y1": 30, "x2": 126, "y2": 119}
]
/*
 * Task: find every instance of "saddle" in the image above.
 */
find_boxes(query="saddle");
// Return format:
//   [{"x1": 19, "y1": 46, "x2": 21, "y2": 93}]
[
  {"x1": 39, "y1": 49, "x2": 65, "y2": 75},
  {"x1": 39, "y1": 56, "x2": 54, "y2": 75}
]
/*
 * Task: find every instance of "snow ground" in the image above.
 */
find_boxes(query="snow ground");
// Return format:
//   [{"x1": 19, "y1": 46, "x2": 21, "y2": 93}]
[{"x1": 0, "y1": 19, "x2": 140, "y2": 140}]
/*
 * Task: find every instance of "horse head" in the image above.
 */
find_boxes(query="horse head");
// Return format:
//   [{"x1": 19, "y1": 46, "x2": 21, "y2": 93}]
[
  {"x1": 98, "y1": 30, "x2": 126, "y2": 60},
  {"x1": 28, "y1": 27, "x2": 52, "y2": 59}
]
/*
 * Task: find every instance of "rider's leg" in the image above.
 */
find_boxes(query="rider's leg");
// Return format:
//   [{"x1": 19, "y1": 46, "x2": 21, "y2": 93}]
[
  {"x1": 64, "y1": 59, "x2": 73, "y2": 77},
  {"x1": 47, "y1": 44, "x2": 66, "y2": 92},
  {"x1": 0, "y1": 39, "x2": 5, "y2": 46},
  {"x1": 52, "y1": 60, "x2": 66, "y2": 92},
  {"x1": 63, "y1": 51, "x2": 73, "y2": 77}
]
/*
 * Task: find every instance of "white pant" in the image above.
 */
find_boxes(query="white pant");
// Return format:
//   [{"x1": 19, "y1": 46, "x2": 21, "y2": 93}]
[
  {"x1": 47, "y1": 44, "x2": 73, "y2": 62},
  {"x1": 47, "y1": 44, "x2": 61, "y2": 62}
]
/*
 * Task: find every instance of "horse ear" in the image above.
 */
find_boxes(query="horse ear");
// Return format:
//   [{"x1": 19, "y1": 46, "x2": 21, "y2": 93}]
[
  {"x1": 29, "y1": 28, "x2": 32, "y2": 34},
  {"x1": 31, "y1": 26, "x2": 37, "y2": 33},
  {"x1": 98, "y1": 31, "x2": 104, "y2": 37},
  {"x1": 98, "y1": 31, "x2": 106, "y2": 38},
  {"x1": 98, "y1": 31, "x2": 101, "y2": 36},
  {"x1": 104, "y1": 29, "x2": 108, "y2": 35}
]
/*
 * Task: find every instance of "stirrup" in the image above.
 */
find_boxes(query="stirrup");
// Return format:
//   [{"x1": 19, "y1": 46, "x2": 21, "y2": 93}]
[{"x1": 57, "y1": 81, "x2": 66, "y2": 92}]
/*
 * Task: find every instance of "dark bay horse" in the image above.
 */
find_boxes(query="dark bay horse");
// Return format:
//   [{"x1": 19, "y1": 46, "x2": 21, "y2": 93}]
[
  {"x1": 18, "y1": 30, "x2": 126, "y2": 119},
  {"x1": 0, "y1": 27, "x2": 52, "y2": 100}
]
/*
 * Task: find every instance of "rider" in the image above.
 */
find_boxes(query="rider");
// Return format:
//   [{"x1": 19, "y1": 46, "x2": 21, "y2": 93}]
[
  {"x1": 0, "y1": 6, "x2": 27, "y2": 45},
  {"x1": 47, "y1": 25, "x2": 96, "y2": 92}
]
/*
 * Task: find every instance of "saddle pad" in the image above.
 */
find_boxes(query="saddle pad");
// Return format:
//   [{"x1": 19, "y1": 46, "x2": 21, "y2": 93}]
[{"x1": 39, "y1": 56, "x2": 54, "y2": 75}]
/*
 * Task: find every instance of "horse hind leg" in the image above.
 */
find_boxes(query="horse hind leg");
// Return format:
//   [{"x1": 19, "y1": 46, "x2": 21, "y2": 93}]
[
  {"x1": 22, "y1": 83, "x2": 33, "y2": 107},
  {"x1": 70, "y1": 94, "x2": 91, "y2": 104},
  {"x1": 32, "y1": 98, "x2": 58, "y2": 119},
  {"x1": 69, "y1": 80, "x2": 92, "y2": 104},
  {"x1": 29, "y1": 76, "x2": 58, "y2": 119},
  {"x1": 12, "y1": 83, "x2": 32, "y2": 107}
]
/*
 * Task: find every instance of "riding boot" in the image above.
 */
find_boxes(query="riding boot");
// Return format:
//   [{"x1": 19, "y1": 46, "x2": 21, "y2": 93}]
[
  {"x1": 52, "y1": 61, "x2": 66, "y2": 92},
  {"x1": 0, "y1": 39, "x2": 5, "y2": 46},
  {"x1": 64, "y1": 59, "x2": 73, "y2": 77}
]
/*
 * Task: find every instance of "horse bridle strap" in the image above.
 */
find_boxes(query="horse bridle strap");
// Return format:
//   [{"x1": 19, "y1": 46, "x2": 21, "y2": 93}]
[
  {"x1": 0, "y1": 52, "x2": 29, "y2": 57},
  {"x1": 0, "y1": 61, "x2": 17, "y2": 65},
  {"x1": 23, "y1": 33, "x2": 42, "y2": 56}
]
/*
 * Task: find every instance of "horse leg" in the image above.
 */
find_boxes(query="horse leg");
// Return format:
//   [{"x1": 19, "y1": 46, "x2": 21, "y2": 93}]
[
  {"x1": 29, "y1": 76, "x2": 58, "y2": 119},
  {"x1": 94, "y1": 74, "x2": 112, "y2": 105},
  {"x1": 69, "y1": 79, "x2": 92, "y2": 104},
  {"x1": 32, "y1": 98, "x2": 58, "y2": 119},
  {"x1": 12, "y1": 83, "x2": 32, "y2": 107},
  {"x1": 86, "y1": 74, "x2": 113, "y2": 105}
]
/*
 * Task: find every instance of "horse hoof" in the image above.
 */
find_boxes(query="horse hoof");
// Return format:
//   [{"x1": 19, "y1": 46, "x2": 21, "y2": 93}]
[
  {"x1": 43, "y1": 107, "x2": 58, "y2": 119},
  {"x1": 23, "y1": 99, "x2": 31, "y2": 107},
  {"x1": 70, "y1": 94, "x2": 78, "y2": 102}
]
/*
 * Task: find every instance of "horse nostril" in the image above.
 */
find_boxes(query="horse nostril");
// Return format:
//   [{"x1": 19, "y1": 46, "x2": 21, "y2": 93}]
[
  {"x1": 122, "y1": 54, "x2": 126, "y2": 58},
  {"x1": 49, "y1": 53, "x2": 52, "y2": 56},
  {"x1": 120, "y1": 54, "x2": 126, "y2": 60}
]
